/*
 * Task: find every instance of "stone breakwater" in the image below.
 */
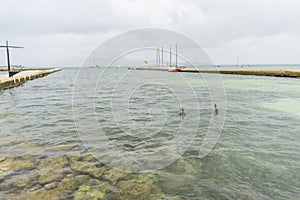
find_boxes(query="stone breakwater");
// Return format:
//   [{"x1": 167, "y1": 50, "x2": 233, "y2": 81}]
[
  {"x1": 0, "y1": 68, "x2": 61, "y2": 90},
  {"x1": 130, "y1": 67, "x2": 300, "y2": 78}
]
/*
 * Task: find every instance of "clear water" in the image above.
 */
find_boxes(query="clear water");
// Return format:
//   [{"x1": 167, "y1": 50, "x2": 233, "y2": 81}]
[{"x1": 0, "y1": 67, "x2": 299, "y2": 199}]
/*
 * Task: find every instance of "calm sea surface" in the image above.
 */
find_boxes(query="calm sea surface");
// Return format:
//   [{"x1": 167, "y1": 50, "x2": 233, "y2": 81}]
[{"x1": 0, "y1": 66, "x2": 299, "y2": 199}]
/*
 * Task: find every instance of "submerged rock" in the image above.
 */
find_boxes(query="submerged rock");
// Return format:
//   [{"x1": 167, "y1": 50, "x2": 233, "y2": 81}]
[
  {"x1": 0, "y1": 156, "x2": 7, "y2": 162},
  {"x1": 38, "y1": 169, "x2": 65, "y2": 185},
  {"x1": 106, "y1": 173, "x2": 166, "y2": 200},
  {"x1": 0, "y1": 156, "x2": 14, "y2": 179},
  {"x1": 19, "y1": 174, "x2": 75, "y2": 200},
  {"x1": 82, "y1": 154, "x2": 99, "y2": 162},
  {"x1": 68, "y1": 156, "x2": 106, "y2": 178},
  {"x1": 102, "y1": 168, "x2": 129, "y2": 185},
  {"x1": 157, "y1": 173, "x2": 189, "y2": 195},
  {"x1": 1, "y1": 173, "x2": 31, "y2": 194},
  {"x1": 44, "y1": 181, "x2": 58, "y2": 190},
  {"x1": 37, "y1": 156, "x2": 70, "y2": 185},
  {"x1": 74, "y1": 179, "x2": 110, "y2": 200},
  {"x1": 107, "y1": 178, "x2": 154, "y2": 200},
  {"x1": 13, "y1": 158, "x2": 36, "y2": 172},
  {"x1": 0, "y1": 152, "x2": 183, "y2": 200},
  {"x1": 164, "y1": 157, "x2": 198, "y2": 175},
  {"x1": 38, "y1": 155, "x2": 68, "y2": 171}
]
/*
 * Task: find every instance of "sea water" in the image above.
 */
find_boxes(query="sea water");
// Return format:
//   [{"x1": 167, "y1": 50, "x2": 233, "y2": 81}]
[{"x1": 0, "y1": 66, "x2": 299, "y2": 199}]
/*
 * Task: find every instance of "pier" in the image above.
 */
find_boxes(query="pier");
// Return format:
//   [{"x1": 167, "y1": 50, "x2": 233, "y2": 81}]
[
  {"x1": 130, "y1": 67, "x2": 300, "y2": 78},
  {"x1": 0, "y1": 68, "x2": 61, "y2": 90},
  {"x1": 0, "y1": 41, "x2": 61, "y2": 90}
]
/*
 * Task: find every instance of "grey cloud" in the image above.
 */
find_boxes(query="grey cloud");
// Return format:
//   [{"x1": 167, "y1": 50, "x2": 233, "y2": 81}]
[{"x1": 0, "y1": 0, "x2": 300, "y2": 66}]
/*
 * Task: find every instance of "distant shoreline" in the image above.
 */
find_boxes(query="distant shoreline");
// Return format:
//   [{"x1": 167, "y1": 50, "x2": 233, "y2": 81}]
[{"x1": 130, "y1": 66, "x2": 300, "y2": 78}]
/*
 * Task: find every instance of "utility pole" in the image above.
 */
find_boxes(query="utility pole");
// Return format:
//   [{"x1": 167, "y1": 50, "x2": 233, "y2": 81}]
[{"x1": 0, "y1": 41, "x2": 23, "y2": 77}]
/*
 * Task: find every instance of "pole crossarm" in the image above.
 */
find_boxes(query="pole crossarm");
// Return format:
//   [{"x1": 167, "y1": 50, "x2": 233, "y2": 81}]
[{"x1": 0, "y1": 46, "x2": 23, "y2": 48}]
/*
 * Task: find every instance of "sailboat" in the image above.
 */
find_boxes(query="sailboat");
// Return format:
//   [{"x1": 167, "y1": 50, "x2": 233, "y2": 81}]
[{"x1": 168, "y1": 67, "x2": 182, "y2": 72}]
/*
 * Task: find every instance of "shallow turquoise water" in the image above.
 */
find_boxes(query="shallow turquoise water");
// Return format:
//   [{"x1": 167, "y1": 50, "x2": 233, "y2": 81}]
[{"x1": 0, "y1": 67, "x2": 300, "y2": 199}]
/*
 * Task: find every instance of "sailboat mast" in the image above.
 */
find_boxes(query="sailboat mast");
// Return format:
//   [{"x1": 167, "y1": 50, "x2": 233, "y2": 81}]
[
  {"x1": 169, "y1": 44, "x2": 172, "y2": 67},
  {"x1": 161, "y1": 47, "x2": 163, "y2": 67},
  {"x1": 158, "y1": 48, "x2": 160, "y2": 67},
  {"x1": 155, "y1": 48, "x2": 158, "y2": 67},
  {"x1": 175, "y1": 43, "x2": 177, "y2": 68},
  {"x1": 93, "y1": 51, "x2": 95, "y2": 66}
]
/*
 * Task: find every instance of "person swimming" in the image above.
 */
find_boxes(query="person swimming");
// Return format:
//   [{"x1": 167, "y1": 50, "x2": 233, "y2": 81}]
[
  {"x1": 179, "y1": 108, "x2": 186, "y2": 117},
  {"x1": 214, "y1": 104, "x2": 219, "y2": 115}
]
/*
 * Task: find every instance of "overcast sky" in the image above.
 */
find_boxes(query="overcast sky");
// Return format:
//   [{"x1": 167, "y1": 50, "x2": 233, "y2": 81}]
[{"x1": 0, "y1": 0, "x2": 300, "y2": 67}]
